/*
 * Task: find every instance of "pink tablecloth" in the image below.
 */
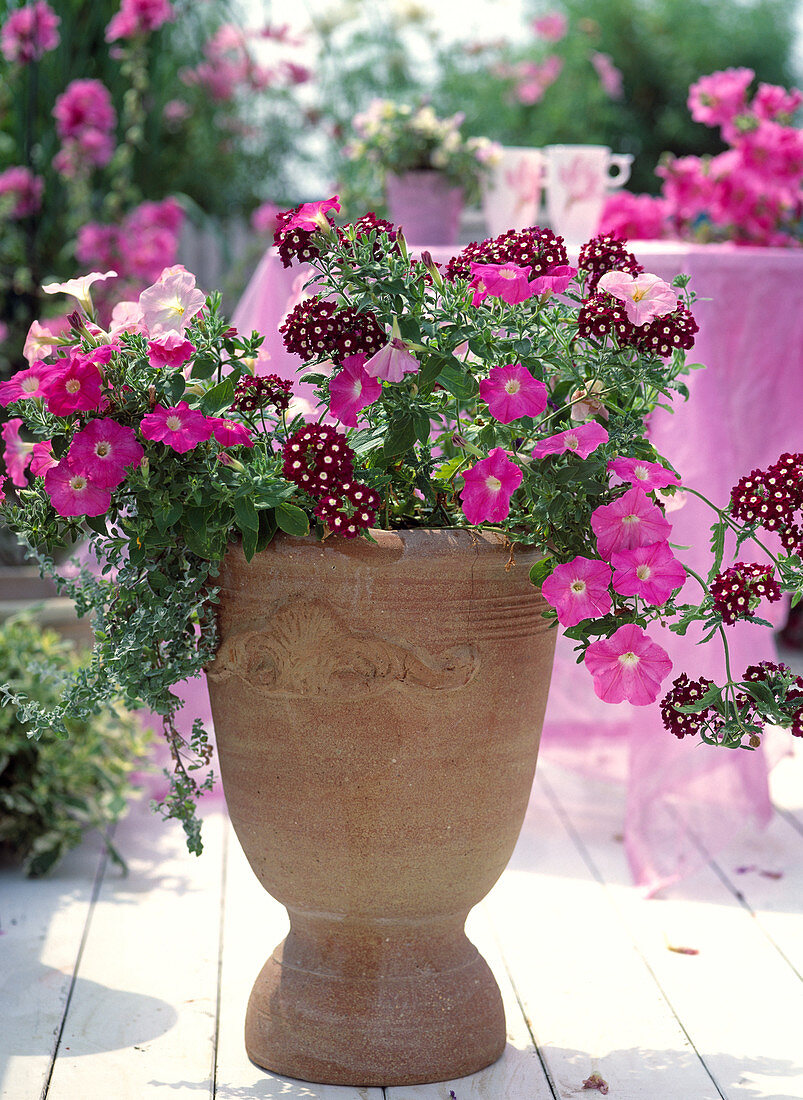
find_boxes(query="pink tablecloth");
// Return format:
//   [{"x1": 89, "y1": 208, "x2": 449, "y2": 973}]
[{"x1": 225, "y1": 240, "x2": 803, "y2": 893}]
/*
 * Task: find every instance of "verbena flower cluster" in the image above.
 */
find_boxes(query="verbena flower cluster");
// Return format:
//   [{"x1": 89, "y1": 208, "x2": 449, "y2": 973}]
[{"x1": 2, "y1": 198, "x2": 802, "y2": 854}]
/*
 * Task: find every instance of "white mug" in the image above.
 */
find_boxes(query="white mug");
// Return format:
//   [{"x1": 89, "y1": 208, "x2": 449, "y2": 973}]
[
  {"x1": 481, "y1": 146, "x2": 545, "y2": 238},
  {"x1": 544, "y1": 144, "x2": 633, "y2": 246}
]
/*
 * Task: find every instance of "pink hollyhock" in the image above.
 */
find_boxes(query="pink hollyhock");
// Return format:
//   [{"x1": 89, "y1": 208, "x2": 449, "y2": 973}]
[
  {"x1": 597, "y1": 271, "x2": 677, "y2": 326},
  {"x1": 514, "y1": 56, "x2": 563, "y2": 105},
  {"x1": 42, "y1": 270, "x2": 117, "y2": 314},
  {"x1": 469, "y1": 262, "x2": 535, "y2": 306},
  {"x1": 68, "y1": 419, "x2": 144, "y2": 489},
  {"x1": 44, "y1": 461, "x2": 111, "y2": 517},
  {"x1": 531, "y1": 11, "x2": 567, "y2": 41},
  {"x1": 282, "y1": 196, "x2": 341, "y2": 234},
  {"x1": 329, "y1": 353, "x2": 382, "y2": 427},
  {"x1": 30, "y1": 439, "x2": 56, "y2": 477},
  {"x1": 53, "y1": 79, "x2": 116, "y2": 141},
  {"x1": 147, "y1": 331, "x2": 195, "y2": 369},
  {"x1": 0, "y1": 361, "x2": 52, "y2": 405},
  {"x1": 43, "y1": 354, "x2": 104, "y2": 416},
  {"x1": 105, "y1": 0, "x2": 174, "y2": 42},
  {"x1": 585, "y1": 623, "x2": 672, "y2": 705},
  {"x1": 598, "y1": 192, "x2": 669, "y2": 240},
  {"x1": 207, "y1": 418, "x2": 254, "y2": 448},
  {"x1": 1, "y1": 418, "x2": 32, "y2": 487},
  {"x1": 251, "y1": 201, "x2": 280, "y2": 235},
  {"x1": 479, "y1": 364, "x2": 548, "y2": 424},
  {"x1": 542, "y1": 556, "x2": 613, "y2": 627},
  {"x1": 591, "y1": 51, "x2": 623, "y2": 100},
  {"x1": 688, "y1": 67, "x2": 754, "y2": 129},
  {"x1": 139, "y1": 270, "x2": 205, "y2": 335},
  {"x1": 460, "y1": 447, "x2": 523, "y2": 525},
  {"x1": 363, "y1": 338, "x2": 419, "y2": 384},
  {"x1": 140, "y1": 402, "x2": 213, "y2": 453},
  {"x1": 591, "y1": 486, "x2": 672, "y2": 560},
  {"x1": 1, "y1": 1, "x2": 60, "y2": 64},
  {"x1": 529, "y1": 265, "x2": 577, "y2": 296},
  {"x1": 607, "y1": 456, "x2": 680, "y2": 491},
  {"x1": 532, "y1": 422, "x2": 609, "y2": 460},
  {"x1": 0, "y1": 165, "x2": 44, "y2": 218},
  {"x1": 611, "y1": 542, "x2": 686, "y2": 606}
]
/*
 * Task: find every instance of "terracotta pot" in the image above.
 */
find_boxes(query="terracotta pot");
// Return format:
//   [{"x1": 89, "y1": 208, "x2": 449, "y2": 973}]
[
  {"x1": 385, "y1": 170, "x2": 464, "y2": 245},
  {"x1": 206, "y1": 528, "x2": 556, "y2": 1086}
]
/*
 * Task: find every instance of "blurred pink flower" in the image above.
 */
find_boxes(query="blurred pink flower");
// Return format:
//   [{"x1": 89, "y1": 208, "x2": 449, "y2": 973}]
[
  {"x1": 591, "y1": 52, "x2": 623, "y2": 100},
  {"x1": 44, "y1": 460, "x2": 111, "y2": 517},
  {"x1": 329, "y1": 354, "x2": 382, "y2": 427},
  {"x1": 53, "y1": 79, "x2": 116, "y2": 141},
  {"x1": 1, "y1": 1, "x2": 60, "y2": 63},
  {"x1": 585, "y1": 623, "x2": 672, "y2": 705},
  {"x1": 514, "y1": 56, "x2": 563, "y2": 105},
  {"x1": 163, "y1": 99, "x2": 191, "y2": 127},
  {"x1": 0, "y1": 165, "x2": 44, "y2": 217},
  {"x1": 1, "y1": 418, "x2": 33, "y2": 487},
  {"x1": 598, "y1": 192, "x2": 669, "y2": 240},
  {"x1": 23, "y1": 318, "x2": 65, "y2": 364},
  {"x1": 140, "y1": 402, "x2": 213, "y2": 453},
  {"x1": 597, "y1": 271, "x2": 677, "y2": 326},
  {"x1": 68, "y1": 418, "x2": 144, "y2": 489},
  {"x1": 460, "y1": 447, "x2": 523, "y2": 525},
  {"x1": 611, "y1": 541, "x2": 686, "y2": 606},
  {"x1": 688, "y1": 67, "x2": 753, "y2": 129},
  {"x1": 106, "y1": 0, "x2": 174, "y2": 42},
  {"x1": 591, "y1": 486, "x2": 672, "y2": 559},
  {"x1": 532, "y1": 422, "x2": 609, "y2": 461},
  {"x1": 531, "y1": 12, "x2": 567, "y2": 41},
  {"x1": 479, "y1": 364, "x2": 548, "y2": 424},
  {"x1": 542, "y1": 556, "x2": 613, "y2": 627},
  {"x1": 753, "y1": 82, "x2": 803, "y2": 121},
  {"x1": 251, "y1": 201, "x2": 281, "y2": 235}
]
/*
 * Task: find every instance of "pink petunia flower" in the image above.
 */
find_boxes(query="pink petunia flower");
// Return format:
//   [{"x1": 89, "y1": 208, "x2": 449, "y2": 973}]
[
  {"x1": 42, "y1": 354, "x2": 104, "y2": 416},
  {"x1": 469, "y1": 262, "x2": 536, "y2": 306},
  {"x1": 611, "y1": 541, "x2": 686, "y2": 606},
  {"x1": 30, "y1": 439, "x2": 57, "y2": 477},
  {"x1": 329, "y1": 353, "x2": 382, "y2": 427},
  {"x1": 139, "y1": 402, "x2": 213, "y2": 453},
  {"x1": 529, "y1": 265, "x2": 578, "y2": 297},
  {"x1": 44, "y1": 460, "x2": 111, "y2": 517},
  {"x1": 108, "y1": 299, "x2": 145, "y2": 337},
  {"x1": 1, "y1": 418, "x2": 33, "y2": 487},
  {"x1": 23, "y1": 318, "x2": 65, "y2": 363},
  {"x1": 207, "y1": 418, "x2": 254, "y2": 448},
  {"x1": 542, "y1": 556, "x2": 613, "y2": 627},
  {"x1": 147, "y1": 331, "x2": 196, "y2": 369},
  {"x1": 68, "y1": 418, "x2": 144, "y2": 489},
  {"x1": 479, "y1": 364, "x2": 548, "y2": 424},
  {"x1": 460, "y1": 447, "x2": 523, "y2": 525},
  {"x1": 0, "y1": 361, "x2": 52, "y2": 405},
  {"x1": 585, "y1": 623, "x2": 673, "y2": 705},
  {"x1": 282, "y1": 195, "x2": 341, "y2": 234},
  {"x1": 532, "y1": 421, "x2": 609, "y2": 460},
  {"x1": 0, "y1": 475, "x2": 6, "y2": 503},
  {"x1": 591, "y1": 486, "x2": 672, "y2": 560},
  {"x1": 607, "y1": 456, "x2": 680, "y2": 491},
  {"x1": 597, "y1": 271, "x2": 678, "y2": 327},
  {"x1": 363, "y1": 338, "x2": 419, "y2": 384},
  {"x1": 138, "y1": 270, "x2": 206, "y2": 335}
]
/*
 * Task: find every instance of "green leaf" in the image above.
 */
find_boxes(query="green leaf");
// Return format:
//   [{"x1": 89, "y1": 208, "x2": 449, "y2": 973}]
[
  {"x1": 233, "y1": 495, "x2": 259, "y2": 533},
  {"x1": 529, "y1": 558, "x2": 554, "y2": 588},
  {"x1": 241, "y1": 524, "x2": 258, "y2": 562},
  {"x1": 199, "y1": 378, "x2": 235, "y2": 414},
  {"x1": 412, "y1": 409, "x2": 431, "y2": 446},
  {"x1": 164, "y1": 371, "x2": 186, "y2": 404},
  {"x1": 383, "y1": 412, "x2": 416, "y2": 461},
  {"x1": 436, "y1": 363, "x2": 477, "y2": 400},
  {"x1": 190, "y1": 353, "x2": 218, "y2": 380},
  {"x1": 275, "y1": 502, "x2": 309, "y2": 537}
]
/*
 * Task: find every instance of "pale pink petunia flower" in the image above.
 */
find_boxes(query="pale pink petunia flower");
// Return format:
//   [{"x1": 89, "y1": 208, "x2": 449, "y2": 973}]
[
  {"x1": 30, "y1": 439, "x2": 57, "y2": 477},
  {"x1": 569, "y1": 380, "x2": 608, "y2": 422},
  {"x1": 479, "y1": 364, "x2": 548, "y2": 424},
  {"x1": 460, "y1": 447, "x2": 523, "y2": 525},
  {"x1": 207, "y1": 418, "x2": 254, "y2": 448},
  {"x1": 147, "y1": 331, "x2": 196, "y2": 369},
  {"x1": 469, "y1": 262, "x2": 536, "y2": 306},
  {"x1": 329, "y1": 353, "x2": 382, "y2": 427},
  {"x1": 23, "y1": 318, "x2": 64, "y2": 363},
  {"x1": 42, "y1": 270, "x2": 117, "y2": 314},
  {"x1": 108, "y1": 300, "x2": 145, "y2": 337},
  {"x1": 68, "y1": 418, "x2": 144, "y2": 489},
  {"x1": 607, "y1": 456, "x2": 680, "y2": 491},
  {"x1": 597, "y1": 271, "x2": 677, "y2": 327},
  {"x1": 138, "y1": 270, "x2": 205, "y2": 335},
  {"x1": 529, "y1": 265, "x2": 577, "y2": 297},
  {"x1": 282, "y1": 195, "x2": 341, "y2": 234},
  {"x1": 611, "y1": 541, "x2": 686, "y2": 606},
  {"x1": 585, "y1": 623, "x2": 672, "y2": 705},
  {"x1": 1, "y1": 418, "x2": 33, "y2": 487},
  {"x1": 542, "y1": 556, "x2": 613, "y2": 627},
  {"x1": 532, "y1": 421, "x2": 609, "y2": 460},
  {"x1": 44, "y1": 460, "x2": 111, "y2": 517},
  {"x1": 0, "y1": 361, "x2": 52, "y2": 405},
  {"x1": 363, "y1": 338, "x2": 419, "y2": 384},
  {"x1": 139, "y1": 402, "x2": 213, "y2": 453},
  {"x1": 42, "y1": 354, "x2": 104, "y2": 417},
  {"x1": 591, "y1": 486, "x2": 672, "y2": 560}
]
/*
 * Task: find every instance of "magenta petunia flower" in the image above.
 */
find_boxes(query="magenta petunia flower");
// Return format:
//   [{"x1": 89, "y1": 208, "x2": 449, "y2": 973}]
[
  {"x1": 591, "y1": 486, "x2": 672, "y2": 560},
  {"x1": 532, "y1": 421, "x2": 609, "y2": 460},
  {"x1": 139, "y1": 402, "x2": 213, "y2": 453},
  {"x1": 138, "y1": 270, "x2": 206, "y2": 336},
  {"x1": 68, "y1": 418, "x2": 144, "y2": 489},
  {"x1": 529, "y1": 265, "x2": 578, "y2": 296},
  {"x1": 479, "y1": 363, "x2": 548, "y2": 424},
  {"x1": 282, "y1": 195, "x2": 341, "y2": 234},
  {"x1": 607, "y1": 456, "x2": 680, "y2": 491},
  {"x1": 44, "y1": 460, "x2": 111, "y2": 517},
  {"x1": 0, "y1": 360, "x2": 52, "y2": 405},
  {"x1": 597, "y1": 270, "x2": 678, "y2": 327},
  {"x1": 30, "y1": 439, "x2": 57, "y2": 477},
  {"x1": 363, "y1": 338, "x2": 419, "y2": 384},
  {"x1": 329, "y1": 353, "x2": 382, "y2": 427},
  {"x1": 460, "y1": 447, "x2": 523, "y2": 525},
  {"x1": 42, "y1": 353, "x2": 104, "y2": 417},
  {"x1": 585, "y1": 623, "x2": 673, "y2": 705},
  {"x1": 469, "y1": 262, "x2": 536, "y2": 306},
  {"x1": 611, "y1": 541, "x2": 686, "y2": 606},
  {"x1": 207, "y1": 418, "x2": 254, "y2": 448},
  {"x1": 542, "y1": 556, "x2": 613, "y2": 627},
  {"x1": 147, "y1": 331, "x2": 195, "y2": 369},
  {"x1": 1, "y1": 418, "x2": 33, "y2": 487}
]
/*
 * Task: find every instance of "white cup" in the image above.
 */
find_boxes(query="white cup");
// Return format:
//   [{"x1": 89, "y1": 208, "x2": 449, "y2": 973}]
[
  {"x1": 481, "y1": 146, "x2": 545, "y2": 238},
  {"x1": 544, "y1": 144, "x2": 633, "y2": 246}
]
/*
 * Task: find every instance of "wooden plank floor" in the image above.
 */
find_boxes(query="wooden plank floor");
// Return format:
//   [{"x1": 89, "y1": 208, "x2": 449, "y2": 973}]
[{"x1": 2, "y1": 744, "x2": 802, "y2": 1100}]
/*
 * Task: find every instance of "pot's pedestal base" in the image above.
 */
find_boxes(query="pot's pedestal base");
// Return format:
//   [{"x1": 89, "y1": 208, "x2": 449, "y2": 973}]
[{"x1": 244, "y1": 912, "x2": 506, "y2": 1086}]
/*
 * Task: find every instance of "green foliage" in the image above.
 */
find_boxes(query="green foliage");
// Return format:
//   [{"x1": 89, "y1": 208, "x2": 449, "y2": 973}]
[{"x1": 0, "y1": 613, "x2": 150, "y2": 876}]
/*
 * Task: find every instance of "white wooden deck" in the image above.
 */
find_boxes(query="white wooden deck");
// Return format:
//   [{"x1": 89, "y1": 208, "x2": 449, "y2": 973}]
[{"x1": 3, "y1": 742, "x2": 802, "y2": 1100}]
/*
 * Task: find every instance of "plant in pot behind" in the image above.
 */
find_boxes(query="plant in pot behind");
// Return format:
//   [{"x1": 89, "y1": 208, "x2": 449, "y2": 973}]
[{"x1": 1, "y1": 210, "x2": 803, "y2": 1084}]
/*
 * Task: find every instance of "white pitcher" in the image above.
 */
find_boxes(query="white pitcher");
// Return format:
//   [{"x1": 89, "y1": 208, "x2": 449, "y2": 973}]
[{"x1": 544, "y1": 144, "x2": 632, "y2": 247}]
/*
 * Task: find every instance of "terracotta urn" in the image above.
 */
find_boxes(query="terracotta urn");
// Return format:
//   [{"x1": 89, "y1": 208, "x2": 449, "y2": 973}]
[{"x1": 206, "y1": 528, "x2": 556, "y2": 1086}]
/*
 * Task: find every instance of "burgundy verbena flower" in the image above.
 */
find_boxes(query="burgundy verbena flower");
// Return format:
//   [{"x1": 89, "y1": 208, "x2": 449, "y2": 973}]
[
  {"x1": 710, "y1": 562, "x2": 782, "y2": 625},
  {"x1": 273, "y1": 198, "x2": 340, "y2": 268},
  {"x1": 338, "y1": 212, "x2": 397, "y2": 258},
  {"x1": 444, "y1": 226, "x2": 568, "y2": 283},
  {"x1": 281, "y1": 424, "x2": 354, "y2": 496},
  {"x1": 660, "y1": 673, "x2": 717, "y2": 739},
  {"x1": 279, "y1": 296, "x2": 385, "y2": 364},
  {"x1": 730, "y1": 453, "x2": 803, "y2": 534},
  {"x1": 577, "y1": 233, "x2": 643, "y2": 293},
  {"x1": 314, "y1": 480, "x2": 381, "y2": 539},
  {"x1": 578, "y1": 295, "x2": 698, "y2": 358},
  {"x1": 232, "y1": 373, "x2": 293, "y2": 413}
]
